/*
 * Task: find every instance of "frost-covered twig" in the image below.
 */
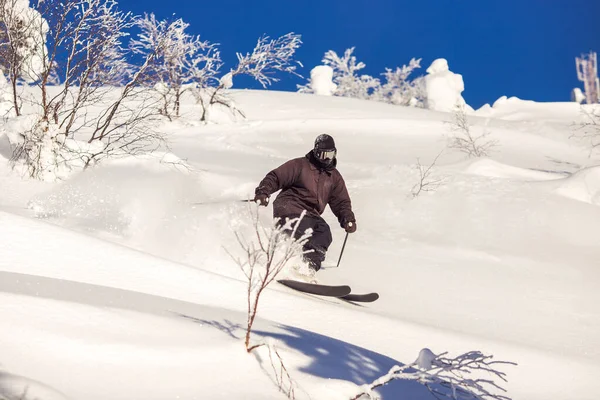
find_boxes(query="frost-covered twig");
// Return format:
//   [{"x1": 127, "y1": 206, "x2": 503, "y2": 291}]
[
  {"x1": 226, "y1": 206, "x2": 310, "y2": 353},
  {"x1": 350, "y1": 348, "x2": 517, "y2": 400},
  {"x1": 132, "y1": 14, "x2": 219, "y2": 119},
  {"x1": 196, "y1": 32, "x2": 302, "y2": 122},
  {"x1": 231, "y1": 33, "x2": 302, "y2": 88},
  {"x1": 411, "y1": 150, "x2": 446, "y2": 198},
  {"x1": 447, "y1": 104, "x2": 497, "y2": 158}
]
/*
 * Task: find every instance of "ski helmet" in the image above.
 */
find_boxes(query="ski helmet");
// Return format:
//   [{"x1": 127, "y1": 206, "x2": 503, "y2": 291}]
[{"x1": 313, "y1": 134, "x2": 336, "y2": 165}]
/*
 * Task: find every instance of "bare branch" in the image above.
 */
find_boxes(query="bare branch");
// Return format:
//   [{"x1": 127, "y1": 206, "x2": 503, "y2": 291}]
[
  {"x1": 194, "y1": 32, "x2": 301, "y2": 123},
  {"x1": 231, "y1": 32, "x2": 302, "y2": 88},
  {"x1": 351, "y1": 348, "x2": 517, "y2": 400},
  {"x1": 267, "y1": 342, "x2": 296, "y2": 399}
]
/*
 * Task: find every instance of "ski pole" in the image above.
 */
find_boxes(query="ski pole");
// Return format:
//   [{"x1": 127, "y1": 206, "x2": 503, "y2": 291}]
[
  {"x1": 191, "y1": 199, "x2": 254, "y2": 206},
  {"x1": 335, "y1": 231, "x2": 349, "y2": 268}
]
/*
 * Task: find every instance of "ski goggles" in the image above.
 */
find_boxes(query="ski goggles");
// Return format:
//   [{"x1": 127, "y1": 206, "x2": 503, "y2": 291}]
[{"x1": 315, "y1": 148, "x2": 337, "y2": 161}]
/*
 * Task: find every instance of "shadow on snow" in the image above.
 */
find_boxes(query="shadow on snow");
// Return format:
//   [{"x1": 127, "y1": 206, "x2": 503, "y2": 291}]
[{"x1": 179, "y1": 314, "x2": 434, "y2": 400}]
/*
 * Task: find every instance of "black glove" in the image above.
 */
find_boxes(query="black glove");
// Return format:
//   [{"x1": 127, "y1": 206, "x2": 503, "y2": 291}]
[
  {"x1": 344, "y1": 220, "x2": 357, "y2": 233},
  {"x1": 254, "y1": 193, "x2": 269, "y2": 206}
]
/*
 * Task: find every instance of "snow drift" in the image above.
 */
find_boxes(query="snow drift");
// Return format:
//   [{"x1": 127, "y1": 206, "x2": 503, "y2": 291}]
[{"x1": 555, "y1": 165, "x2": 600, "y2": 205}]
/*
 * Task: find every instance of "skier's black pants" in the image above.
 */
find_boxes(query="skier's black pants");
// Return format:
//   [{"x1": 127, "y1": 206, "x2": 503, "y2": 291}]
[{"x1": 276, "y1": 214, "x2": 332, "y2": 271}]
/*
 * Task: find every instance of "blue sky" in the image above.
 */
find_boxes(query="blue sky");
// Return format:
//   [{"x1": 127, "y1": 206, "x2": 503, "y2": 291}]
[{"x1": 120, "y1": 0, "x2": 599, "y2": 109}]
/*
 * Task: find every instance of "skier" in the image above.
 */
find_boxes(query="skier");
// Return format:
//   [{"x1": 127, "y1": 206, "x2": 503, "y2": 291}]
[{"x1": 253, "y1": 134, "x2": 357, "y2": 282}]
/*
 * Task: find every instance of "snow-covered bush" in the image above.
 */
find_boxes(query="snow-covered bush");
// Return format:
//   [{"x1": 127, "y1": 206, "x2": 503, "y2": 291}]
[
  {"x1": 351, "y1": 348, "x2": 516, "y2": 400},
  {"x1": 300, "y1": 47, "x2": 425, "y2": 107},
  {"x1": 7, "y1": 118, "x2": 69, "y2": 180},
  {"x1": 424, "y1": 58, "x2": 472, "y2": 113}
]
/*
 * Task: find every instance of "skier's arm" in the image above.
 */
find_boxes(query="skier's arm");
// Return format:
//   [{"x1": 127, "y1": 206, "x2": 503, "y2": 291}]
[
  {"x1": 255, "y1": 159, "x2": 302, "y2": 196},
  {"x1": 329, "y1": 176, "x2": 355, "y2": 227}
]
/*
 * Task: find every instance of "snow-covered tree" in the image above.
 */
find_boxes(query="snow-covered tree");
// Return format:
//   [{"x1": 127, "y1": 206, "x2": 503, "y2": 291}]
[
  {"x1": 297, "y1": 65, "x2": 336, "y2": 96},
  {"x1": 7, "y1": 0, "x2": 145, "y2": 180},
  {"x1": 374, "y1": 58, "x2": 424, "y2": 106},
  {"x1": 575, "y1": 52, "x2": 599, "y2": 105},
  {"x1": 0, "y1": 0, "x2": 48, "y2": 115},
  {"x1": 37, "y1": 0, "x2": 133, "y2": 132},
  {"x1": 132, "y1": 14, "x2": 218, "y2": 120},
  {"x1": 306, "y1": 47, "x2": 425, "y2": 107},
  {"x1": 322, "y1": 47, "x2": 379, "y2": 100},
  {"x1": 7, "y1": 0, "x2": 173, "y2": 180},
  {"x1": 571, "y1": 87, "x2": 586, "y2": 104},
  {"x1": 195, "y1": 32, "x2": 302, "y2": 122},
  {"x1": 424, "y1": 58, "x2": 472, "y2": 113},
  {"x1": 81, "y1": 11, "x2": 174, "y2": 164}
]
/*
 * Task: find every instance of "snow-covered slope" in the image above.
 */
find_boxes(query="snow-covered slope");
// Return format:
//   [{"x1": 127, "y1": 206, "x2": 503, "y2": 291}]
[{"x1": 1, "y1": 89, "x2": 599, "y2": 400}]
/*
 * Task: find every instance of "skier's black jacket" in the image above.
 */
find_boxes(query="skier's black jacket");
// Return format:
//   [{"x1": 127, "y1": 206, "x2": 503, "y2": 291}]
[{"x1": 255, "y1": 152, "x2": 355, "y2": 227}]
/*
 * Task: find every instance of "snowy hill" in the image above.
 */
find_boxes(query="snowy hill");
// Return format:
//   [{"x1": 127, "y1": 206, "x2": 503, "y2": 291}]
[{"x1": 1, "y1": 89, "x2": 599, "y2": 400}]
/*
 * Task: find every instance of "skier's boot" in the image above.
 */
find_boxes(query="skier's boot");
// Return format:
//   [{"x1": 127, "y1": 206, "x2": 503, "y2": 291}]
[{"x1": 288, "y1": 262, "x2": 318, "y2": 284}]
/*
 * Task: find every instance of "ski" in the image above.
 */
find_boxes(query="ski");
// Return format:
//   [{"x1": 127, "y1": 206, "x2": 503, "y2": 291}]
[
  {"x1": 277, "y1": 279, "x2": 351, "y2": 297},
  {"x1": 339, "y1": 292, "x2": 379, "y2": 303},
  {"x1": 277, "y1": 279, "x2": 379, "y2": 303}
]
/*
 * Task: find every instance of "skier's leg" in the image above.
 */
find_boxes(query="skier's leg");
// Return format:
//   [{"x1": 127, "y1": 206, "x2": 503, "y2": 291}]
[
  {"x1": 274, "y1": 214, "x2": 331, "y2": 278},
  {"x1": 301, "y1": 216, "x2": 332, "y2": 272}
]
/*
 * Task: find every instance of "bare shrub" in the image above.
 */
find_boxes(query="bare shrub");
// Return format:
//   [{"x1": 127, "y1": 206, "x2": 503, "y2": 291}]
[
  {"x1": 227, "y1": 207, "x2": 310, "y2": 352},
  {"x1": 447, "y1": 104, "x2": 497, "y2": 158},
  {"x1": 226, "y1": 206, "x2": 310, "y2": 399},
  {"x1": 411, "y1": 150, "x2": 446, "y2": 198}
]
